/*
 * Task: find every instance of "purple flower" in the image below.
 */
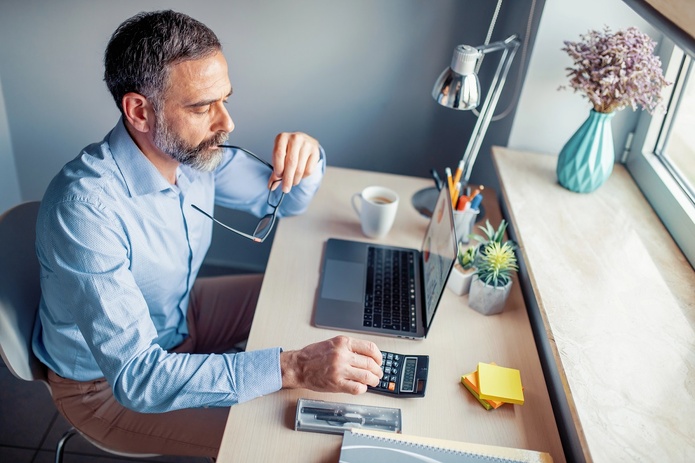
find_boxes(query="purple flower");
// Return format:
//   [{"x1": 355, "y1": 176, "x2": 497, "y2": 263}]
[{"x1": 560, "y1": 27, "x2": 671, "y2": 113}]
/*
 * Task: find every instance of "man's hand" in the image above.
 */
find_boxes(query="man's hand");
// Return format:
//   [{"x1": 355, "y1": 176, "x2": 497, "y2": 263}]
[
  {"x1": 270, "y1": 132, "x2": 321, "y2": 193},
  {"x1": 280, "y1": 336, "x2": 383, "y2": 395}
]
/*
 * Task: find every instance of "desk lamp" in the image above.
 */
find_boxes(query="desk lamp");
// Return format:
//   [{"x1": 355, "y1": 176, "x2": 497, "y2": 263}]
[{"x1": 412, "y1": 34, "x2": 521, "y2": 217}]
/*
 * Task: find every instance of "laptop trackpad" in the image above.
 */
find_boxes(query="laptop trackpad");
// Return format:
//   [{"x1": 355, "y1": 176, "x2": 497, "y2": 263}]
[{"x1": 321, "y1": 259, "x2": 364, "y2": 302}]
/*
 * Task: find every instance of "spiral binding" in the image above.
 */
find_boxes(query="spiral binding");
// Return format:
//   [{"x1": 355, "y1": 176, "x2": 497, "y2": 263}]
[{"x1": 341, "y1": 430, "x2": 529, "y2": 463}]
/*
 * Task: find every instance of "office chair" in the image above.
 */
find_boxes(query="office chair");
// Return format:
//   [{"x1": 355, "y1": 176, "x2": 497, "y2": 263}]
[{"x1": 0, "y1": 201, "x2": 161, "y2": 463}]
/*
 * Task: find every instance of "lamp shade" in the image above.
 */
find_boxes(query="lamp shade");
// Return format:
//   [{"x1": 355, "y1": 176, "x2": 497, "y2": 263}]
[{"x1": 432, "y1": 45, "x2": 481, "y2": 110}]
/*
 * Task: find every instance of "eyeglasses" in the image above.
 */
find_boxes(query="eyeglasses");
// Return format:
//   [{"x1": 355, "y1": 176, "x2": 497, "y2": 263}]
[{"x1": 192, "y1": 145, "x2": 285, "y2": 243}]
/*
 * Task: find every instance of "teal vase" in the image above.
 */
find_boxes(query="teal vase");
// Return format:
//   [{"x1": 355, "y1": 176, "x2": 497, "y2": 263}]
[{"x1": 556, "y1": 110, "x2": 615, "y2": 193}]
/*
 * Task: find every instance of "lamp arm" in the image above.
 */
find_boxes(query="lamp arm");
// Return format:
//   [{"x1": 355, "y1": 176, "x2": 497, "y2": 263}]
[
  {"x1": 459, "y1": 34, "x2": 521, "y2": 185},
  {"x1": 476, "y1": 34, "x2": 520, "y2": 55}
]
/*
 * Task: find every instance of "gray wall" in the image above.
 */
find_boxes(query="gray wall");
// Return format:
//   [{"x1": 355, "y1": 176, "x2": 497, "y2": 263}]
[
  {"x1": 0, "y1": 0, "x2": 542, "y2": 269},
  {"x1": 0, "y1": 76, "x2": 21, "y2": 214}
]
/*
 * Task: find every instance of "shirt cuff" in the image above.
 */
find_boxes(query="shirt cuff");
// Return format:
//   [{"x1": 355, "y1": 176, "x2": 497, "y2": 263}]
[{"x1": 232, "y1": 347, "x2": 283, "y2": 404}]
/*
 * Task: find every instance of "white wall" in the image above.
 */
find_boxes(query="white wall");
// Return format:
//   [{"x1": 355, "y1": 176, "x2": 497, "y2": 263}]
[
  {"x1": 0, "y1": 75, "x2": 21, "y2": 214},
  {"x1": 509, "y1": 0, "x2": 657, "y2": 156}
]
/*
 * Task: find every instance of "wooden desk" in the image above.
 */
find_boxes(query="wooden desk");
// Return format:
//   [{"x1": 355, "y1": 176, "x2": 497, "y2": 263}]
[{"x1": 216, "y1": 167, "x2": 565, "y2": 462}]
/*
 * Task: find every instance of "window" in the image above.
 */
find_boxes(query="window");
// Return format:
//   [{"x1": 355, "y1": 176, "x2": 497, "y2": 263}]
[
  {"x1": 660, "y1": 54, "x2": 695, "y2": 195},
  {"x1": 626, "y1": 38, "x2": 695, "y2": 267}
]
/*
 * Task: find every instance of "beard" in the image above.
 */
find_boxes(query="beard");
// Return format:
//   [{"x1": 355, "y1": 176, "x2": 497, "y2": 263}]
[{"x1": 152, "y1": 115, "x2": 229, "y2": 172}]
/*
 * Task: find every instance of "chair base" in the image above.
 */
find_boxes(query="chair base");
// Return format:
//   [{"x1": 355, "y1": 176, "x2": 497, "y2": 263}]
[{"x1": 55, "y1": 427, "x2": 160, "y2": 462}]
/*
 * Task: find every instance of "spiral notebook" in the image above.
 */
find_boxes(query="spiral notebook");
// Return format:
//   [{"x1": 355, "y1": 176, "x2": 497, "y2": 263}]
[{"x1": 339, "y1": 429, "x2": 553, "y2": 463}]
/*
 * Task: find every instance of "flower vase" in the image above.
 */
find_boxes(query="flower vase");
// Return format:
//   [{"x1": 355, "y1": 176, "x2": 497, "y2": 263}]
[{"x1": 556, "y1": 110, "x2": 615, "y2": 193}]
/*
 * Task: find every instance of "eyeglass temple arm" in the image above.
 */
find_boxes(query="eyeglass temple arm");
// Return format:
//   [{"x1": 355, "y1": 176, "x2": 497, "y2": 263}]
[
  {"x1": 217, "y1": 145, "x2": 274, "y2": 170},
  {"x1": 191, "y1": 204, "x2": 262, "y2": 243}
]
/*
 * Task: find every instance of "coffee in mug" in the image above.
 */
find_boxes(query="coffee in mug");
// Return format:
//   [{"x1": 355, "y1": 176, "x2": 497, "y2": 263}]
[{"x1": 367, "y1": 196, "x2": 395, "y2": 205}]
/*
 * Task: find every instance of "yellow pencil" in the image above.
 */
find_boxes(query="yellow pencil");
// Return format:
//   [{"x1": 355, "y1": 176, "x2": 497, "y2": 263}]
[
  {"x1": 445, "y1": 167, "x2": 453, "y2": 193},
  {"x1": 452, "y1": 160, "x2": 464, "y2": 189},
  {"x1": 452, "y1": 181, "x2": 461, "y2": 208}
]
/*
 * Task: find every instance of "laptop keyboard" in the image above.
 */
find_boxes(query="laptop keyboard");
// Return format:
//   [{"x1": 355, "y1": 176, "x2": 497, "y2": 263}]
[{"x1": 363, "y1": 247, "x2": 417, "y2": 332}]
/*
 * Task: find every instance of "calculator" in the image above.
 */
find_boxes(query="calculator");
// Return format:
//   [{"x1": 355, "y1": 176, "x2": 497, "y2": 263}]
[{"x1": 369, "y1": 351, "x2": 429, "y2": 397}]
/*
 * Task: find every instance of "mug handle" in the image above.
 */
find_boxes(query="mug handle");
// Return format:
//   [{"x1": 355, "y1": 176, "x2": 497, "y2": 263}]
[{"x1": 351, "y1": 193, "x2": 362, "y2": 217}]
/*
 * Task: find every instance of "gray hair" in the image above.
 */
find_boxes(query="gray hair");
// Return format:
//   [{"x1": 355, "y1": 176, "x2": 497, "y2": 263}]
[{"x1": 104, "y1": 10, "x2": 221, "y2": 113}]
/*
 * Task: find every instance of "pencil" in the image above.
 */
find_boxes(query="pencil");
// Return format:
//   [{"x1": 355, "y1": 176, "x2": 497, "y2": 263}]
[
  {"x1": 445, "y1": 167, "x2": 453, "y2": 193},
  {"x1": 452, "y1": 160, "x2": 464, "y2": 190},
  {"x1": 452, "y1": 182, "x2": 461, "y2": 208}
]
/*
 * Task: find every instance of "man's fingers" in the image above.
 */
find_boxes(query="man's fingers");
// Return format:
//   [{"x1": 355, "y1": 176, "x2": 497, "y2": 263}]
[
  {"x1": 341, "y1": 380, "x2": 369, "y2": 395},
  {"x1": 283, "y1": 139, "x2": 303, "y2": 192},
  {"x1": 348, "y1": 338, "x2": 382, "y2": 365},
  {"x1": 349, "y1": 363, "x2": 381, "y2": 387},
  {"x1": 271, "y1": 132, "x2": 320, "y2": 192}
]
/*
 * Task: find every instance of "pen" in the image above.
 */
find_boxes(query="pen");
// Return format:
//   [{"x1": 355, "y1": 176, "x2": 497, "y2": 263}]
[
  {"x1": 456, "y1": 194, "x2": 469, "y2": 211},
  {"x1": 470, "y1": 193, "x2": 483, "y2": 211},
  {"x1": 315, "y1": 413, "x2": 364, "y2": 424},
  {"x1": 302, "y1": 407, "x2": 397, "y2": 430},
  {"x1": 430, "y1": 168, "x2": 443, "y2": 191},
  {"x1": 301, "y1": 406, "x2": 341, "y2": 415},
  {"x1": 313, "y1": 414, "x2": 396, "y2": 430}
]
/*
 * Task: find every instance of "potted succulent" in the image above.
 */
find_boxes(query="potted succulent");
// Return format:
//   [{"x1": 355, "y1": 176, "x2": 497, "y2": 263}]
[
  {"x1": 468, "y1": 237, "x2": 519, "y2": 316},
  {"x1": 447, "y1": 243, "x2": 477, "y2": 295},
  {"x1": 470, "y1": 219, "x2": 508, "y2": 264}
]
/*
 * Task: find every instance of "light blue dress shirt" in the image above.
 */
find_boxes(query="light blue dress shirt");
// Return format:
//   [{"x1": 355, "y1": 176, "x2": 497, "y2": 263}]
[{"x1": 32, "y1": 119, "x2": 324, "y2": 413}]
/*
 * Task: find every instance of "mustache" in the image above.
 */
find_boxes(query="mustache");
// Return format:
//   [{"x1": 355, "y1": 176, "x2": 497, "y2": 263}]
[{"x1": 199, "y1": 131, "x2": 229, "y2": 152}]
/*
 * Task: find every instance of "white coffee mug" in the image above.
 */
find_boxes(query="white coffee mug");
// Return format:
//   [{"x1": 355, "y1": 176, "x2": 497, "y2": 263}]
[{"x1": 351, "y1": 186, "x2": 399, "y2": 238}]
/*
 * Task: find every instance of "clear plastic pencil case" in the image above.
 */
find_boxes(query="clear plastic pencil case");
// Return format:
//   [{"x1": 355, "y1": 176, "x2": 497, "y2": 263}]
[{"x1": 295, "y1": 398, "x2": 402, "y2": 435}]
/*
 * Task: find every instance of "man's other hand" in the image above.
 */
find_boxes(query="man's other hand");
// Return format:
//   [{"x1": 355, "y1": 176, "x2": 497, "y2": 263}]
[{"x1": 280, "y1": 336, "x2": 383, "y2": 395}]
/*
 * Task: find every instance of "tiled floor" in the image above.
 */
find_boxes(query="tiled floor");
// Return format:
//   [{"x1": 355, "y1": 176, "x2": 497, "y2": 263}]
[
  {"x1": 0, "y1": 264, "x2": 243, "y2": 463},
  {"x1": 0, "y1": 359, "x2": 210, "y2": 463}
]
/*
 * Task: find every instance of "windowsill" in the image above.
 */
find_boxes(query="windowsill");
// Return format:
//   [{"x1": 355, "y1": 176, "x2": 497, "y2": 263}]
[{"x1": 492, "y1": 146, "x2": 695, "y2": 462}]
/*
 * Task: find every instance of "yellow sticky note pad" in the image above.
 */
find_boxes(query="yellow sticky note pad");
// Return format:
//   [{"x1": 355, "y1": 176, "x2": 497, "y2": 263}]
[
  {"x1": 477, "y1": 362, "x2": 525, "y2": 405},
  {"x1": 461, "y1": 371, "x2": 504, "y2": 409}
]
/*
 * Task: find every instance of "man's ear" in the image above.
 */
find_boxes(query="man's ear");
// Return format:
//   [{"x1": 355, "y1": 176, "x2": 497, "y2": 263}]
[{"x1": 122, "y1": 92, "x2": 155, "y2": 133}]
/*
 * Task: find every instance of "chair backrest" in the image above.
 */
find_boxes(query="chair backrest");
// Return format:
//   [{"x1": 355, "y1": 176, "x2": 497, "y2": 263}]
[{"x1": 0, "y1": 201, "x2": 46, "y2": 382}]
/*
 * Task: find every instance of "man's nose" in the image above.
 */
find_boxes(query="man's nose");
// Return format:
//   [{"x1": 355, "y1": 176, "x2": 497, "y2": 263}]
[{"x1": 213, "y1": 103, "x2": 234, "y2": 134}]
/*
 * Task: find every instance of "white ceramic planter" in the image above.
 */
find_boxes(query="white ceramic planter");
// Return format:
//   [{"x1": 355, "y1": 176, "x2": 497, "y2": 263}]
[
  {"x1": 447, "y1": 265, "x2": 476, "y2": 295},
  {"x1": 468, "y1": 276, "x2": 512, "y2": 315}
]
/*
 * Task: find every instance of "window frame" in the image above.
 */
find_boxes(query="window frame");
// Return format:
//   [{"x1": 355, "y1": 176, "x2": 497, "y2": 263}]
[{"x1": 625, "y1": 37, "x2": 695, "y2": 268}]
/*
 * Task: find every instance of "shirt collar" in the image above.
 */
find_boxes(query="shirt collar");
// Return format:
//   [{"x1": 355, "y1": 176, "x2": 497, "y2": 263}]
[{"x1": 108, "y1": 118, "x2": 202, "y2": 197}]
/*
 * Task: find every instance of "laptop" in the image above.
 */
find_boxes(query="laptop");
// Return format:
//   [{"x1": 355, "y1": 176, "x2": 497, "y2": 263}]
[{"x1": 314, "y1": 183, "x2": 457, "y2": 339}]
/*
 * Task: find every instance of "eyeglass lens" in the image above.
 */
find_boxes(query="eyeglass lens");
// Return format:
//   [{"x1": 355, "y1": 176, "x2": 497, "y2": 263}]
[
  {"x1": 254, "y1": 182, "x2": 285, "y2": 240},
  {"x1": 193, "y1": 146, "x2": 286, "y2": 243}
]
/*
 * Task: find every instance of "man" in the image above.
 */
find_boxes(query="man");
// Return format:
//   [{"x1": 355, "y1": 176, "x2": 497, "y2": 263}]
[{"x1": 32, "y1": 10, "x2": 383, "y2": 458}]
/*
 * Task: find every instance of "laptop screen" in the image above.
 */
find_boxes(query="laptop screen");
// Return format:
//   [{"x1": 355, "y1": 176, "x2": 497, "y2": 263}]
[{"x1": 421, "y1": 185, "x2": 457, "y2": 329}]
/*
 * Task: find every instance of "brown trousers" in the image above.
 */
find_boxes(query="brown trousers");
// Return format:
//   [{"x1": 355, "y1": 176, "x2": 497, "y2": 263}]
[{"x1": 47, "y1": 274, "x2": 263, "y2": 458}]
